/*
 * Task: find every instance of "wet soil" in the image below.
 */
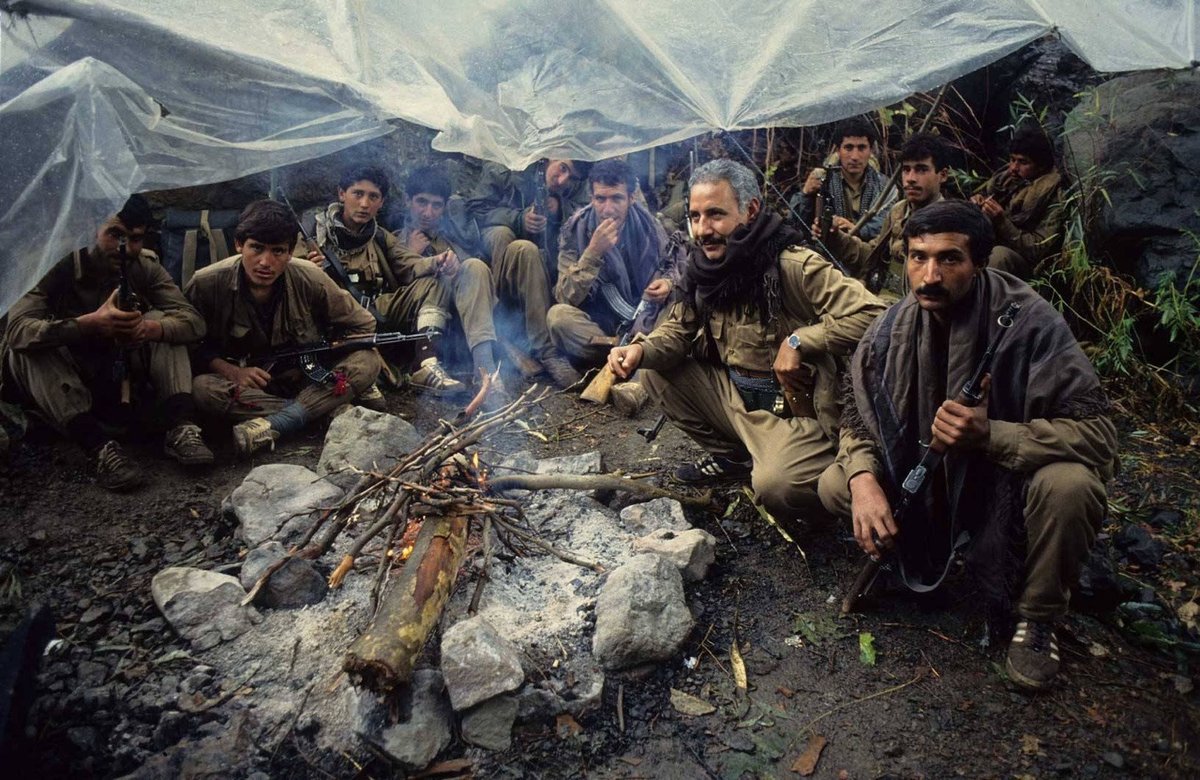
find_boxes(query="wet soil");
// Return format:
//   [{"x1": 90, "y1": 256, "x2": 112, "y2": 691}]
[{"x1": 1, "y1": 380, "x2": 1198, "y2": 778}]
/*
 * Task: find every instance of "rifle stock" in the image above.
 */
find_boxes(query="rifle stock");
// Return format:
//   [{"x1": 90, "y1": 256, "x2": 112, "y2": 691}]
[{"x1": 579, "y1": 364, "x2": 618, "y2": 404}]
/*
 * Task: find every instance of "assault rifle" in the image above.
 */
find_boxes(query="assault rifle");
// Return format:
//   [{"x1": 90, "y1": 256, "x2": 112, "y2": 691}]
[
  {"x1": 112, "y1": 238, "x2": 142, "y2": 405},
  {"x1": 235, "y1": 331, "x2": 434, "y2": 385},
  {"x1": 840, "y1": 301, "x2": 1022, "y2": 614},
  {"x1": 579, "y1": 296, "x2": 659, "y2": 404},
  {"x1": 812, "y1": 164, "x2": 839, "y2": 243},
  {"x1": 280, "y1": 193, "x2": 385, "y2": 324},
  {"x1": 532, "y1": 160, "x2": 550, "y2": 255}
]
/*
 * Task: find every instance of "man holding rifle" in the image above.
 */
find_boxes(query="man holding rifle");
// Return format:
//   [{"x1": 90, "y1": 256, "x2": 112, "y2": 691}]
[
  {"x1": 549, "y1": 159, "x2": 685, "y2": 368},
  {"x1": 818, "y1": 201, "x2": 1117, "y2": 690},
  {"x1": 2, "y1": 195, "x2": 212, "y2": 490},
  {"x1": 187, "y1": 200, "x2": 383, "y2": 457},
  {"x1": 792, "y1": 117, "x2": 896, "y2": 241},
  {"x1": 608, "y1": 159, "x2": 884, "y2": 531}
]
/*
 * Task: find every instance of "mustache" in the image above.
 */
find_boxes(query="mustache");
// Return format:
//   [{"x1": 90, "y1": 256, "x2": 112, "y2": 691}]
[
  {"x1": 914, "y1": 284, "x2": 948, "y2": 298},
  {"x1": 698, "y1": 236, "x2": 726, "y2": 246}
]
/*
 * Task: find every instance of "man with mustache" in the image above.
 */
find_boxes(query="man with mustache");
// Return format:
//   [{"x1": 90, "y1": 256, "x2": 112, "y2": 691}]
[
  {"x1": 821, "y1": 132, "x2": 949, "y2": 296},
  {"x1": 2, "y1": 195, "x2": 213, "y2": 490},
  {"x1": 818, "y1": 200, "x2": 1116, "y2": 690},
  {"x1": 793, "y1": 117, "x2": 897, "y2": 241},
  {"x1": 970, "y1": 124, "x2": 1065, "y2": 278},
  {"x1": 189, "y1": 200, "x2": 382, "y2": 456},
  {"x1": 300, "y1": 165, "x2": 490, "y2": 398},
  {"x1": 607, "y1": 159, "x2": 885, "y2": 532},
  {"x1": 549, "y1": 159, "x2": 686, "y2": 366}
]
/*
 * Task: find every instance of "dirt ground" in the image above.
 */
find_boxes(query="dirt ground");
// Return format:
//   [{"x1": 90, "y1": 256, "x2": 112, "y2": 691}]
[{"x1": 1, "y1": 375, "x2": 1198, "y2": 779}]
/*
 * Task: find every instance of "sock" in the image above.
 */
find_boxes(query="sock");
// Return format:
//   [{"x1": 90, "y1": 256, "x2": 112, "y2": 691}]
[
  {"x1": 414, "y1": 328, "x2": 441, "y2": 369},
  {"x1": 161, "y1": 393, "x2": 196, "y2": 430},
  {"x1": 471, "y1": 341, "x2": 497, "y2": 376},
  {"x1": 65, "y1": 412, "x2": 108, "y2": 453},
  {"x1": 265, "y1": 402, "x2": 309, "y2": 436}
]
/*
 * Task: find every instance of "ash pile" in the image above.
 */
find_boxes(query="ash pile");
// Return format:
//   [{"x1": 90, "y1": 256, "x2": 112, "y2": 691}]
[{"x1": 141, "y1": 391, "x2": 714, "y2": 775}]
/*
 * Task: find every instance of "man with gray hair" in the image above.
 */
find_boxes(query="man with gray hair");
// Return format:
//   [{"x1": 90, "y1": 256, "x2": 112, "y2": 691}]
[{"x1": 608, "y1": 159, "x2": 886, "y2": 532}]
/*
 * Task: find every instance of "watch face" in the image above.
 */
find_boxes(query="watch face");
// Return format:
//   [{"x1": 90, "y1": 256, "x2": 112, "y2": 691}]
[{"x1": 788, "y1": 334, "x2": 801, "y2": 349}]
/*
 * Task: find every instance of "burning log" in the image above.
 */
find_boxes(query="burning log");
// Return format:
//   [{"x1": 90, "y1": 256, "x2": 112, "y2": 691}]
[{"x1": 343, "y1": 510, "x2": 470, "y2": 693}]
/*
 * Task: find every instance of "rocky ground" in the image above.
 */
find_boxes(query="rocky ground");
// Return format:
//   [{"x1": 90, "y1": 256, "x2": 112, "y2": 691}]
[{"x1": 1, "y1": 376, "x2": 1198, "y2": 779}]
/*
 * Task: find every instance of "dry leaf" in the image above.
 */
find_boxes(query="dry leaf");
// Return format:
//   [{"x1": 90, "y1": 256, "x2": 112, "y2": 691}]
[
  {"x1": 555, "y1": 713, "x2": 583, "y2": 738},
  {"x1": 618, "y1": 756, "x2": 643, "y2": 766},
  {"x1": 1178, "y1": 601, "x2": 1199, "y2": 632},
  {"x1": 731, "y1": 641, "x2": 748, "y2": 691},
  {"x1": 411, "y1": 758, "x2": 474, "y2": 778},
  {"x1": 669, "y1": 688, "x2": 716, "y2": 716},
  {"x1": 790, "y1": 733, "x2": 827, "y2": 775},
  {"x1": 1021, "y1": 734, "x2": 1041, "y2": 755},
  {"x1": 1167, "y1": 580, "x2": 1187, "y2": 594}
]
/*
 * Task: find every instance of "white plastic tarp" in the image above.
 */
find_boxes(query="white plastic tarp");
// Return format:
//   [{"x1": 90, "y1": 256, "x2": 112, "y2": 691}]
[{"x1": 0, "y1": 0, "x2": 1196, "y2": 315}]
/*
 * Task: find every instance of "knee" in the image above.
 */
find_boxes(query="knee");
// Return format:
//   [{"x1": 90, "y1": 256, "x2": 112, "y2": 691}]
[
  {"x1": 751, "y1": 460, "x2": 790, "y2": 514},
  {"x1": 191, "y1": 373, "x2": 228, "y2": 412},
  {"x1": 1028, "y1": 462, "x2": 1106, "y2": 525},
  {"x1": 817, "y1": 463, "x2": 851, "y2": 518},
  {"x1": 545, "y1": 304, "x2": 574, "y2": 333},
  {"x1": 508, "y1": 240, "x2": 541, "y2": 265},
  {"x1": 340, "y1": 350, "x2": 383, "y2": 393},
  {"x1": 458, "y1": 257, "x2": 491, "y2": 284}
]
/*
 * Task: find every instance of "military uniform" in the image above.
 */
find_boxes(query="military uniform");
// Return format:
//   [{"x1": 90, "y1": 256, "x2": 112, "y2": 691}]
[
  {"x1": 549, "y1": 201, "x2": 685, "y2": 363},
  {"x1": 640, "y1": 245, "x2": 886, "y2": 523},
  {"x1": 3, "y1": 248, "x2": 204, "y2": 430},
  {"x1": 979, "y1": 170, "x2": 1065, "y2": 278},
  {"x1": 186, "y1": 256, "x2": 381, "y2": 422},
  {"x1": 824, "y1": 195, "x2": 943, "y2": 296},
  {"x1": 794, "y1": 166, "x2": 896, "y2": 241}
]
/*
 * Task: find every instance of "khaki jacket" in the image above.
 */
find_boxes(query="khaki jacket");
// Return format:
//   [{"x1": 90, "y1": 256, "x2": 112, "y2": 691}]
[
  {"x1": 639, "y1": 247, "x2": 886, "y2": 437},
  {"x1": 825, "y1": 194, "x2": 944, "y2": 289},
  {"x1": 985, "y1": 170, "x2": 1064, "y2": 267},
  {"x1": 185, "y1": 256, "x2": 375, "y2": 367},
  {"x1": 294, "y1": 204, "x2": 432, "y2": 291},
  {"x1": 466, "y1": 163, "x2": 590, "y2": 239},
  {"x1": 4, "y1": 248, "x2": 205, "y2": 354}
]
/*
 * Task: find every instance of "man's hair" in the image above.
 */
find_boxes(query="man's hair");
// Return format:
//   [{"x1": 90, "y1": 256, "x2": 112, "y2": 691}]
[
  {"x1": 903, "y1": 200, "x2": 995, "y2": 266},
  {"x1": 899, "y1": 132, "x2": 950, "y2": 171},
  {"x1": 338, "y1": 165, "x2": 390, "y2": 199},
  {"x1": 405, "y1": 165, "x2": 451, "y2": 201},
  {"x1": 235, "y1": 199, "x2": 298, "y2": 250},
  {"x1": 834, "y1": 117, "x2": 878, "y2": 147},
  {"x1": 1009, "y1": 124, "x2": 1055, "y2": 171},
  {"x1": 588, "y1": 158, "x2": 636, "y2": 195},
  {"x1": 689, "y1": 159, "x2": 761, "y2": 213},
  {"x1": 116, "y1": 194, "x2": 154, "y2": 229}
]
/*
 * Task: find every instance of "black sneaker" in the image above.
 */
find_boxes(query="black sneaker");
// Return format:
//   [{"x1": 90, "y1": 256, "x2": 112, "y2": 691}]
[
  {"x1": 95, "y1": 440, "x2": 143, "y2": 491},
  {"x1": 673, "y1": 453, "x2": 752, "y2": 484},
  {"x1": 1005, "y1": 619, "x2": 1061, "y2": 691},
  {"x1": 164, "y1": 423, "x2": 215, "y2": 466}
]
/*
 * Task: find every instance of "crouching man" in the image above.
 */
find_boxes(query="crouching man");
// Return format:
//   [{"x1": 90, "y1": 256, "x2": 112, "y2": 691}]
[
  {"x1": 818, "y1": 201, "x2": 1117, "y2": 690},
  {"x1": 187, "y1": 200, "x2": 382, "y2": 456}
]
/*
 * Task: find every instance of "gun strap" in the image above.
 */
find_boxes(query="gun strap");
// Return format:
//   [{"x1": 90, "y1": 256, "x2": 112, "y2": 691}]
[{"x1": 599, "y1": 283, "x2": 638, "y2": 323}]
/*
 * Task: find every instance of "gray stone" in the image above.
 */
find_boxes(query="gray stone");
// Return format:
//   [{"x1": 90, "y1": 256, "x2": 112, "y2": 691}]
[
  {"x1": 633, "y1": 528, "x2": 717, "y2": 582},
  {"x1": 228, "y1": 464, "x2": 343, "y2": 547},
  {"x1": 593, "y1": 554, "x2": 693, "y2": 670},
  {"x1": 535, "y1": 451, "x2": 603, "y2": 475},
  {"x1": 619, "y1": 498, "x2": 691, "y2": 535},
  {"x1": 317, "y1": 407, "x2": 421, "y2": 489},
  {"x1": 239, "y1": 542, "x2": 327, "y2": 608},
  {"x1": 150, "y1": 567, "x2": 261, "y2": 650},
  {"x1": 461, "y1": 695, "x2": 517, "y2": 751},
  {"x1": 379, "y1": 672, "x2": 454, "y2": 770},
  {"x1": 1114, "y1": 524, "x2": 1167, "y2": 570},
  {"x1": 514, "y1": 686, "x2": 563, "y2": 721},
  {"x1": 440, "y1": 616, "x2": 525, "y2": 711}
]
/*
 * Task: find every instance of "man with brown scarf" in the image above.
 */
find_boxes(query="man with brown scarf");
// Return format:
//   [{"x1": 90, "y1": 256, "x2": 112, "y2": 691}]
[
  {"x1": 608, "y1": 159, "x2": 885, "y2": 530},
  {"x1": 818, "y1": 200, "x2": 1117, "y2": 690}
]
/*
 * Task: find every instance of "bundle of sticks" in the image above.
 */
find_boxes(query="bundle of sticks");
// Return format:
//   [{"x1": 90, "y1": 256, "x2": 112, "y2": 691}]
[{"x1": 242, "y1": 375, "x2": 710, "y2": 695}]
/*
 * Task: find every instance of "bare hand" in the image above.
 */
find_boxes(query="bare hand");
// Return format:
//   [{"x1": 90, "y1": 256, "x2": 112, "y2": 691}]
[
  {"x1": 546, "y1": 195, "x2": 560, "y2": 217},
  {"x1": 79, "y1": 290, "x2": 142, "y2": 341},
  {"x1": 979, "y1": 197, "x2": 1004, "y2": 220},
  {"x1": 607, "y1": 343, "x2": 643, "y2": 380},
  {"x1": 772, "y1": 337, "x2": 808, "y2": 392},
  {"x1": 849, "y1": 472, "x2": 897, "y2": 558},
  {"x1": 126, "y1": 317, "x2": 164, "y2": 345},
  {"x1": 434, "y1": 250, "x2": 460, "y2": 279},
  {"x1": 931, "y1": 374, "x2": 991, "y2": 450},
  {"x1": 643, "y1": 278, "x2": 672, "y2": 303},
  {"x1": 233, "y1": 365, "x2": 271, "y2": 390},
  {"x1": 523, "y1": 207, "x2": 547, "y2": 234},
  {"x1": 810, "y1": 219, "x2": 824, "y2": 241},
  {"x1": 830, "y1": 216, "x2": 854, "y2": 233},
  {"x1": 802, "y1": 168, "x2": 826, "y2": 196},
  {"x1": 305, "y1": 242, "x2": 328, "y2": 268},
  {"x1": 406, "y1": 230, "x2": 432, "y2": 256},
  {"x1": 587, "y1": 218, "x2": 620, "y2": 257}
]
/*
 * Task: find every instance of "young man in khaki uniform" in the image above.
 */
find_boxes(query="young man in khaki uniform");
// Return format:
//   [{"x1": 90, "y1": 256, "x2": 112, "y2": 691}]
[
  {"x1": 792, "y1": 117, "x2": 897, "y2": 241},
  {"x1": 549, "y1": 158, "x2": 685, "y2": 366},
  {"x1": 970, "y1": 125, "x2": 1065, "y2": 278},
  {"x1": 188, "y1": 200, "x2": 382, "y2": 456},
  {"x1": 2, "y1": 196, "x2": 213, "y2": 490},
  {"x1": 300, "y1": 166, "x2": 494, "y2": 397},
  {"x1": 819, "y1": 200, "x2": 1116, "y2": 690},
  {"x1": 608, "y1": 160, "x2": 886, "y2": 529},
  {"x1": 397, "y1": 165, "x2": 576, "y2": 390}
]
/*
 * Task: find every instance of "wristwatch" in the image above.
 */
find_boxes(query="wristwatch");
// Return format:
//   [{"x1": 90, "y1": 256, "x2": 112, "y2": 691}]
[{"x1": 786, "y1": 333, "x2": 802, "y2": 351}]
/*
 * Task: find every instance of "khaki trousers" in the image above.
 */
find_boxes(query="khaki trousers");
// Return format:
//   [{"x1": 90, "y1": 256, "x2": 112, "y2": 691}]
[
  {"x1": 546, "y1": 303, "x2": 608, "y2": 364},
  {"x1": 6, "y1": 314, "x2": 192, "y2": 427},
  {"x1": 380, "y1": 258, "x2": 497, "y2": 350},
  {"x1": 642, "y1": 358, "x2": 834, "y2": 523},
  {"x1": 818, "y1": 459, "x2": 1105, "y2": 621},
  {"x1": 481, "y1": 228, "x2": 555, "y2": 356},
  {"x1": 192, "y1": 348, "x2": 381, "y2": 422}
]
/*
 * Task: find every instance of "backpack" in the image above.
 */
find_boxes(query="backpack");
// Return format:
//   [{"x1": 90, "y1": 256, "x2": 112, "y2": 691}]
[{"x1": 159, "y1": 209, "x2": 239, "y2": 287}]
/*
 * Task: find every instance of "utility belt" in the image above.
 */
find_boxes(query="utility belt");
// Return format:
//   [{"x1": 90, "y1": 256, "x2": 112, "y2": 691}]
[{"x1": 727, "y1": 365, "x2": 816, "y2": 419}]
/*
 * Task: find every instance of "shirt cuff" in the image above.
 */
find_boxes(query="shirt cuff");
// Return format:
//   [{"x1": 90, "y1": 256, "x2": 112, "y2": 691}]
[{"x1": 984, "y1": 419, "x2": 1024, "y2": 469}]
